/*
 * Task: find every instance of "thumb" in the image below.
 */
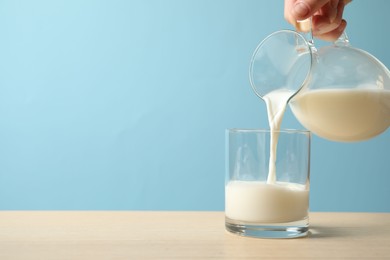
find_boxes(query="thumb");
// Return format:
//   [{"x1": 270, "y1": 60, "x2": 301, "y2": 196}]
[{"x1": 290, "y1": 0, "x2": 330, "y2": 21}]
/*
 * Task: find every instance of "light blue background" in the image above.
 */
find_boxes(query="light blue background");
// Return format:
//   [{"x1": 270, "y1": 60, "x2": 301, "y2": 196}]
[{"x1": 0, "y1": 0, "x2": 389, "y2": 211}]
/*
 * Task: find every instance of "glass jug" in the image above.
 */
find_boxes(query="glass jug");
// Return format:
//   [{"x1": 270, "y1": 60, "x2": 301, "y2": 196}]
[{"x1": 250, "y1": 27, "x2": 390, "y2": 142}]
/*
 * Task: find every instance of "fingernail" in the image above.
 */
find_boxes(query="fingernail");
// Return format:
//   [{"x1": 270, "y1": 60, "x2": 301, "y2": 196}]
[
  {"x1": 293, "y1": 2, "x2": 310, "y2": 19},
  {"x1": 338, "y1": 20, "x2": 347, "y2": 32}
]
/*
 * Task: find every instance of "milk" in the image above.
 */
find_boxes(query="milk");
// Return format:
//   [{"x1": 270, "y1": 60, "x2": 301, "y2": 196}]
[
  {"x1": 290, "y1": 88, "x2": 390, "y2": 142},
  {"x1": 263, "y1": 89, "x2": 294, "y2": 183},
  {"x1": 225, "y1": 181, "x2": 309, "y2": 223}
]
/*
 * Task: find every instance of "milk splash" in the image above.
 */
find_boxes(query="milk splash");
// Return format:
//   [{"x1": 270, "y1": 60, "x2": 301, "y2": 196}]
[{"x1": 263, "y1": 89, "x2": 295, "y2": 184}]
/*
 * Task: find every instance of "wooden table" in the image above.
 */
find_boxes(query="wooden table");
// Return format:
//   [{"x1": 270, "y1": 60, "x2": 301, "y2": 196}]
[{"x1": 0, "y1": 211, "x2": 389, "y2": 259}]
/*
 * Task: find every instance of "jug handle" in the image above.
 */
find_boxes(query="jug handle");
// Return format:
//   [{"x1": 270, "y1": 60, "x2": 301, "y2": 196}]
[
  {"x1": 296, "y1": 19, "x2": 350, "y2": 48},
  {"x1": 334, "y1": 31, "x2": 350, "y2": 47},
  {"x1": 296, "y1": 18, "x2": 316, "y2": 51}
]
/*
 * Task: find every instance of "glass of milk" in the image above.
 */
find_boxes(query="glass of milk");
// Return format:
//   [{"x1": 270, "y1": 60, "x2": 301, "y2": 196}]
[{"x1": 225, "y1": 129, "x2": 310, "y2": 238}]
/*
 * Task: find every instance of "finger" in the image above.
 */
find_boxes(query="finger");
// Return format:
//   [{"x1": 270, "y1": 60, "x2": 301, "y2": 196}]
[
  {"x1": 284, "y1": 0, "x2": 299, "y2": 28},
  {"x1": 284, "y1": 0, "x2": 351, "y2": 36},
  {"x1": 312, "y1": 14, "x2": 339, "y2": 35},
  {"x1": 284, "y1": 0, "x2": 329, "y2": 30},
  {"x1": 314, "y1": 19, "x2": 347, "y2": 41},
  {"x1": 290, "y1": 0, "x2": 331, "y2": 21},
  {"x1": 312, "y1": 0, "x2": 345, "y2": 35},
  {"x1": 317, "y1": 0, "x2": 339, "y2": 22}
]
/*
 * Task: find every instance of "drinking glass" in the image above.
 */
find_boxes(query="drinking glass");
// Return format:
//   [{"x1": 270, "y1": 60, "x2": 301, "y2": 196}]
[{"x1": 225, "y1": 129, "x2": 311, "y2": 238}]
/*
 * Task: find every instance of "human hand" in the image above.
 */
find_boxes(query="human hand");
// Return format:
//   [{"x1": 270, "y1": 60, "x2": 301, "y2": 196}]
[{"x1": 284, "y1": 0, "x2": 351, "y2": 41}]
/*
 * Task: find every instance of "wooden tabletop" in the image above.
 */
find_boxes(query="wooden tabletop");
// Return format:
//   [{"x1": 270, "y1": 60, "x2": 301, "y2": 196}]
[{"x1": 0, "y1": 211, "x2": 389, "y2": 259}]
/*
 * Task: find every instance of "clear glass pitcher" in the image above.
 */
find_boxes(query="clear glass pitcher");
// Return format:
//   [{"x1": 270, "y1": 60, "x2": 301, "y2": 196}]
[
  {"x1": 250, "y1": 27, "x2": 390, "y2": 142},
  {"x1": 290, "y1": 32, "x2": 390, "y2": 142}
]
